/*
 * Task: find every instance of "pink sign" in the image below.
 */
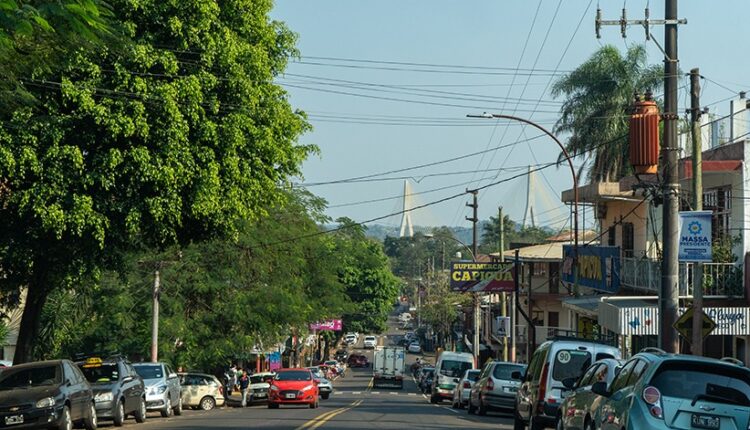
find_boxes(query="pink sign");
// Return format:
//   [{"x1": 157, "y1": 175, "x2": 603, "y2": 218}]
[{"x1": 309, "y1": 319, "x2": 342, "y2": 331}]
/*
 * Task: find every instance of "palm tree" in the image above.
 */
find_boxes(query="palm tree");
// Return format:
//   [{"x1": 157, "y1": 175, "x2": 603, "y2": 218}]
[{"x1": 551, "y1": 45, "x2": 662, "y2": 182}]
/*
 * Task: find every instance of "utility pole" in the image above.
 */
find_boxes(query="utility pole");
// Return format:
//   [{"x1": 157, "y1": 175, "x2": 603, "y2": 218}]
[
  {"x1": 499, "y1": 206, "x2": 508, "y2": 362},
  {"x1": 596, "y1": 0, "x2": 686, "y2": 354},
  {"x1": 466, "y1": 189, "x2": 480, "y2": 366},
  {"x1": 151, "y1": 269, "x2": 161, "y2": 362},
  {"x1": 690, "y1": 67, "x2": 704, "y2": 355}
]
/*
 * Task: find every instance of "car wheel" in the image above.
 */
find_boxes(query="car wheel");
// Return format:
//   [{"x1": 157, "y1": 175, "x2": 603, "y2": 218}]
[
  {"x1": 173, "y1": 397, "x2": 182, "y2": 416},
  {"x1": 322, "y1": 393, "x2": 330, "y2": 400},
  {"x1": 467, "y1": 399, "x2": 476, "y2": 415},
  {"x1": 555, "y1": 414, "x2": 564, "y2": 430},
  {"x1": 530, "y1": 416, "x2": 544, "y2": 430},
  {"x1": 309, "y1": 400, "x2": 318, "y2": 409},
  {"x1": 113, "y1": 400, "x2": 125, "y2": 427},
  {"x1": 134, "y1": 398, "x2": 147, "y2": 423},
  {"x1": 200, "y1": 396, "x2": 216, "y2": 411},
  {"x1": 57, "y1": 405, "x2": 72, "y2": 430},
  {"x1": 513, "y1": 411, "x2": 526, "y2": 430},
  {"x1": 477, "y1": 397, "x2": 487, "y2": 416},
  {"x1": 268, "y1": 402, "x2": 279, "y2": 409},
  {"x1": 584, "y1": 418, "x2": 596, "y2": 430},
  {"x1": 83, "y1": 402, "x2": 97, "y2": 430},
  {"x1": 161, "y1": 397, "x2": 172, "y2": 418},
  {"x1": 430, "y1": 394, "x2": 439, "y2": 404}
]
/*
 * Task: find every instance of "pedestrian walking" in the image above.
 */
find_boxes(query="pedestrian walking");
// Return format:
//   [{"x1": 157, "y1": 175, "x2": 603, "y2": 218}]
[{"x1": 239, "y1": 370, "x2": 250, "y2": 407}]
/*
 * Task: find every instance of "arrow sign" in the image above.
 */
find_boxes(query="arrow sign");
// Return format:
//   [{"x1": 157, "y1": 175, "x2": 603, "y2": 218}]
[{"x1": 673, "y1": 306, "x2": 717, "y2": 343}]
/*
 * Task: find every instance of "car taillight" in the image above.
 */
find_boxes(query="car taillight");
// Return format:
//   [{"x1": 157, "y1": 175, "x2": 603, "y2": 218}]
[
  {"x1": 642, "y1": 386, "x2": 663, "y2": 419},
  {"x1": 219, "y1": 386, "x2": 224, "y2": 395},
  {"x1": 486, "y1": 379, "x2": 494, "y2": 391},
  {"x1": 537, "y1": 362, "x2": 549, "y2": 412},
  {"x1": 463, "y1": 381, "x2": 471, "y2": 389}
]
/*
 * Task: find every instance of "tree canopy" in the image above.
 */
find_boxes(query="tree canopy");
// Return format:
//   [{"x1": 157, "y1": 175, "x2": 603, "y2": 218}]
[{"x1": 551, "y1": 45, "x2": 662, "y2": 182}]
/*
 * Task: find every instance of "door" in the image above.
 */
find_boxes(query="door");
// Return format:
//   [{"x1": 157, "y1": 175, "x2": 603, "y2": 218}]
[
  {"x1": 121, "y1": 363, "x2": 138, "y2": 412},
  {"x1": 65, "y1": 362, "x2": 87, "y2": 420},
  {"x1": 165, "y1": 365, "x2": 180, "y2": 404},
  {"x1": 567, "y1": 364, "x2": 600, "y2": 430},
  {"x1": 598, "y1": 359, "x2": 646, "y2": 430},
  {"x1": 518, "y1": 344, "x2": 548, "y2": 421}
]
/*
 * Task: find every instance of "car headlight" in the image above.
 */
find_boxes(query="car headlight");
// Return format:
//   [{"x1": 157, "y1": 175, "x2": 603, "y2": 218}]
[
  {"x1": 150, "y1": 385, "x2": 168, "y2": 395},
  {"x1": 269, "y1": 385, "x2": 279, "y2": 392},
  {"x1": 36, "y1": 397, "x2": 55, "y2": 408},
  {"x1": 94, "y1": 392, "x2": 113, "y2": 403},
  {"x1": 301, "y1": 385, "x2": 315, "y2": 391}
]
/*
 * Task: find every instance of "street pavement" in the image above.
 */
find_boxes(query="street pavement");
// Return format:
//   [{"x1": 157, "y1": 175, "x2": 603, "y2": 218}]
[{"x1": 101, "y1": 315, "x2": 515, "y2": 429}]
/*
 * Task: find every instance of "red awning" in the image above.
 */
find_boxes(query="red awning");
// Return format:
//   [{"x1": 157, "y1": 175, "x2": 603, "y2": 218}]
[{"x1": 682, "y1": 160, "x2": 742, "y2": 179}]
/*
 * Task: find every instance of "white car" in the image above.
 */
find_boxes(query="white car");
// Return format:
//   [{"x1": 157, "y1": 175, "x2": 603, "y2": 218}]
[
  {"x1": 344, "y1": 333, "x2": 358, "y2": 344},
  {"x1": 408, "y1": 341, "x2": 422, "y2": 354},
  {"x1": 363, "y1": 336, "x2": 377, "y2": 349},
  {"x1": 249, "y1": 372, "x2": 275, "y2": 403}
]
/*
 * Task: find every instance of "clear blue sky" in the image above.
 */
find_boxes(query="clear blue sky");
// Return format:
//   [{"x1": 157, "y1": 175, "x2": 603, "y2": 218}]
[{"x1": 271, "y1": 1, "x2": 750, "y2": 230}]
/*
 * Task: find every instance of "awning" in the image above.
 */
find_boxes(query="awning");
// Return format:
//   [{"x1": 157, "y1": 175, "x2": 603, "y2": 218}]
[{"x1": 561, "y1": 296, "x2": 603, "y2": 317}]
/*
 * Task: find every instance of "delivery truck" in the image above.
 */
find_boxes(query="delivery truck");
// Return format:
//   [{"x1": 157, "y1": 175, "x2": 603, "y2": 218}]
[{"x1": 373, "y1": 346, "x2": 406, "y2": 388}]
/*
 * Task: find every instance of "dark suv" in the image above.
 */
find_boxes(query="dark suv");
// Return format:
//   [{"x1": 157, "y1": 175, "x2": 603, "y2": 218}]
[
  {"x1": 0, "y1": 359, "x2": 97, "y2": 430},
  {"x1": 77, "y1": 356, "x2": 147, "y2": 426}
]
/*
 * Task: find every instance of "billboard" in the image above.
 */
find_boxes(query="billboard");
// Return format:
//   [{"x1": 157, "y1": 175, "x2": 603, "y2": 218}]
[
  {"x1": 678, "y1": 211, "x2": 712, "y2": 262},
  {"x1": 268, "y1": 352, "x2": 281, "y2": 371},
  {"x1": 309, "y1": 319, "x2": 342, "y2": 331},
  {"x1": 562, "y1": 245, "x2": 620, "y2": 294},
  {"x1": 450, "y1": 261, "x2": 515, "y2": 292}
]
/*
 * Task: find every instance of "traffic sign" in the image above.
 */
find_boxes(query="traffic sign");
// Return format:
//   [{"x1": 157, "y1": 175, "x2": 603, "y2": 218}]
[{"x1": 673, "y1": 306, "x2": 716, "y2": 343}]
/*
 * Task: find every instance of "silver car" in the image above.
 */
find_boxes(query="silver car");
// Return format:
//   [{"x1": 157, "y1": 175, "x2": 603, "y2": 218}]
[
  {"x1": 452, "y1": 369, "x2": 480, "y2": 409},
  {"x1": 557, "y1": 358, "x2": 622, "y2": 430},
  {"x1": 133, "y1": 362, "x2": 182, "y2": 417},
  {"x1": 307, "y1": 367, "x2": 334, "y2": 400},
  {"x1": 469, "y1": 361, "x2": 526, "y2": 415}
]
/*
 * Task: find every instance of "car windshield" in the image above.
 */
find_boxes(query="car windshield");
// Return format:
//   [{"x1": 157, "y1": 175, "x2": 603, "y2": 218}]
[
  {"x1": 134, "y1": 365, "x2": 163, "y2": 380},
  {"x1": 440, "y1": 360, "x2": 473, "y2": 378},
  {"x1": 0, "y1": 365, "x2": 62, "y2": 389},
  {"x1": 250, "y1": 375, "x2": 269, "y2": 384},
  {"x1": 650, "y1": 361, "x2": 750, "y2": 406},
  {"x1": 493, "y1": 364, "x2": 526, "y2": 380},
  {"x1": 80, "y1": 364, "x2": 119, "y2": 383},
  {"x1": 275, "y1": 371, "x2": 312, "y2": 381},
  {"x1": 552, "y1": 350, "x2": 592, "y2": 382}
]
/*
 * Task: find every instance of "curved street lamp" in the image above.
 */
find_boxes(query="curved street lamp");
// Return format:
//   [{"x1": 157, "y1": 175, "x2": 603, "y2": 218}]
[
  {"x1": 466, "y1": 112, "x2": 579, "y2": 255},
  {"x1": 423, "y1": 233, "x2": 476, "y2": 261}
]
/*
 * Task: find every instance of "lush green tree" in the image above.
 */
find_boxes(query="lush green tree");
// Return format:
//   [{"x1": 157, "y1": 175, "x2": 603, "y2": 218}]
[
  {"x1": 335, "y1": 219, "x2": 400, "y2": 334},
  {"x1": 419, "y1": 274, "x2": 470, "y2": 348},
  {"x1": 1, "y1": 0, "x2": 312, "y2": 363},
  {"x1": 481, "y1": 215, "x2": 554, "y2": 254},
  {"x1": 551, "y1": 45, "x2": 661, "y2": 181}
]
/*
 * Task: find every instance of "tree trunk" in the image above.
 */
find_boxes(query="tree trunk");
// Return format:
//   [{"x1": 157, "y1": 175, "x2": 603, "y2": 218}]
[{"x1": 13, "y1": 280, "x2": 48, "y2": 364}]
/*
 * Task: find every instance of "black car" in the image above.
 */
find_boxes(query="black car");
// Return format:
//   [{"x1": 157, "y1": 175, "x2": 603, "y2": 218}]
[
  {"x1": 0, "y1": 359, "x2": 97, "y2": 430},
  {"x1": 77, "y1": 357, "x2": 147, "y2": 426},
  {"x1": 334, "y1": 349, "x2": 349, "y2": 362}
]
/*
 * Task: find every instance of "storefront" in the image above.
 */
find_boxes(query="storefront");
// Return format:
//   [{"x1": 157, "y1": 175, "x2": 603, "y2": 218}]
[{"x1": 598, "y1": 298, "x2": 750, "y2": 362}]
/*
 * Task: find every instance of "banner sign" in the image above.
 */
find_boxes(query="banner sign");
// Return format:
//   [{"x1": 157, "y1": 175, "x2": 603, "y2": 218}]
[
  {"x1": 309, "y1": 319, "x2": 342, "y2": 331},
  {"x1": 268, "y1": 352, "x2": 281, "y2": 371},
  {"x1": 562, "y1": 245, "x2": 620, "y2": 294},
  {"x1": 449, "y1": 261, "x2": 515, "y2": 292},
  {"x1": 678, "y1": 211, "x2": 713, "y2": 262},
  {"x1": 493, "y1": 316, "x2": 510, "y2": 337}
]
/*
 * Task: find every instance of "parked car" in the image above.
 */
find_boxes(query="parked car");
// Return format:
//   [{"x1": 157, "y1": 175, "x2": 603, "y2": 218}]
[
  {"x1": 514, "y1": 339, "x2": 621, "y2": 430},
  {"x1": 178, "y1": 372, "x2": 224, "y2": 411},
  {"x1": 0, "y1": 359, "x2": 97, "y2": 430},
  {"x1": 469, "y1": 361, "x2": 526, "y2": 415},
  {"x1": 268, "y1": 368, "x2": 319, "y2": 409},
  {"x1": 316, "y1": 378, "x2": 333, "y2": 400},
  {"x1": 589, "y1": 351, "x2": 750, "y2": 430},
  {"x1": 77, "y1": 356, "x2": 146, "y2": 426},
  {"x1": 249, "y1": 372, "x2": 275, "y2": 403},
  {"x1": 431, "y1": 352, "x2": 474, "y2": 403},
  {"x1": 408, "y1": 341, "x2": 422, "y2": 354},
  {"x1": 347, "y1": 354, "x2": 369, "y2": 368},
  {"x1": 133, "y1": 362, "x2": 182, "y2": 417},
  {"x1": 335, "y1": 349, "x2": 349, "y2": 362},
  {"x1": 363, "y1": 336, "x2": 378, "y2": 349},
  {"x1": 556, "y1": 358, "x2": 622, "y2": 430},
  {"x1": 344, "y1": 334, "x2": 357, "y2": 345},
  {"x1": 452, "y1": 369, "x2": 481, "y2": 409}
]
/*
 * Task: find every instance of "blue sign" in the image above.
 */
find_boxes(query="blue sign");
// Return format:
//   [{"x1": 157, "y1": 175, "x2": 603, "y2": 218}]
[
  {"x1": 561, "y1": 245, "x2": 621, "y2": 294},
  {"x1": 679, "y1": 211, "x2": 713, "y2": 262}
]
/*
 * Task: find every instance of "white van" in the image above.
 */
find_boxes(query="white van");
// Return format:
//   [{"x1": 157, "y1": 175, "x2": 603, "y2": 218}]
[{"x1": 430, "y1": 351, "x2": 475, "y2": 403}]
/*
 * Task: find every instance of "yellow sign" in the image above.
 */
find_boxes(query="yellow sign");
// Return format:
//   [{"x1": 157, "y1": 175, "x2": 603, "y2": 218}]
[
  {"x1": 82, "y1": 357, "x2": 103, "y2": 368},
  {"x1": 673, "y1": 306, "x2": 717, "y2": 343}
]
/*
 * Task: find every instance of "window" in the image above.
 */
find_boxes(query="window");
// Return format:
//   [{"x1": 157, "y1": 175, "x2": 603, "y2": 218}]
[
  {"x1": 578, "y1": 364, "x2": 600, "y2": 387},
  {"x1": 622, "y1": 223, "x2": 634, "y2": 257},
  {"x1": 704, "y1": 187, "x2": 732, "y2": 238},
  {"x1": 552, "y1": 350, "x2": 592, "y2": 382},
  {"x1": 532, "y1": 311, "x2": 545, "y2": 326},
  {"x1": 608, "y1": 227, "x2": 616, "y2": 247},
  {"x1": 649, "y1": 361, "x2": 750, "y2": 404},
  {"x1": 548, "y1": 262, "x2": 560, "y2": 294},
  {"x1": 609, "y1": 360, "x2": 637, "y2": 393},
  {"x1": 527, "y1": 345, "x2": 547, "y2": 383},
  {"x1": 134, "y1": 365, "x2": 164, "y2": 380},
  {"x1": 492, "y1": 363, "x2": 526, "y2": 381},
  {"x1": 548, "y1": 311, "x2": 559, "y2": 329}
]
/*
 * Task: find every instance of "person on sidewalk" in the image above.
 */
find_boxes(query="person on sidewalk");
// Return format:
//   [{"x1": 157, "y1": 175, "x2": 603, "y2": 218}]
[{"x1": 239, "y1": 370, "x2": 250, "y2": 407}]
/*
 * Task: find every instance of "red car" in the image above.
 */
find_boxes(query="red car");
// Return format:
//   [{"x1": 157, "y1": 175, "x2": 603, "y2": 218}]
[
  {"x1": 347, "y1": 354, "x2": 369, "y2": 368},
  {"x1": 268, "y1": 368, "x2": 319, "y2": 409}
]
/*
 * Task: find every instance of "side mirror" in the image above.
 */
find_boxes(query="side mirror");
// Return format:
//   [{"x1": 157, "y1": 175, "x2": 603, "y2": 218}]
[
  {"x1": 562, "y1": 377, "x2": 577, "y2": 390},
  {"x1": 591, "y1": 381, "x2": 611, "y2": 397},
  {"x1": 511, "y1": 371, "x2": 523, "y2": 381}
]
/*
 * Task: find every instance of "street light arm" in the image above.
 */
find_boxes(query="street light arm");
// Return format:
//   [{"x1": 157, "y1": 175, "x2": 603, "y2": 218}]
[{"x1": 424, "y1": 233, "x2": 476, "y2": 260}]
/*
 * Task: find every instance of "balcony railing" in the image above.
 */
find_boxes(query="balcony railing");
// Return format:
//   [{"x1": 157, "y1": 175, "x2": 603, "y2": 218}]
[{"x1": 621, "y1": 257, "x2": 743, "y2": 298}]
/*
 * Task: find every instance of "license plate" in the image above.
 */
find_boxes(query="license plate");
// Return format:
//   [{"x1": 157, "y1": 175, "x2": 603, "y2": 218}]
[
  {"x1": 691, "y1": 413, "x2": 720, "y2": 430},
  {"x1": 4, "y1": 415, "x2": 24, "y2": 425},
  {"x1": 505, "y1": 386, "x2": 517, "y2": 393},
  {"x1": 256, "y1": 392, "x2": 267, "y2": 397},
  {"x1": 285, "y1": 393, "x2": 296, "y2": 399}
]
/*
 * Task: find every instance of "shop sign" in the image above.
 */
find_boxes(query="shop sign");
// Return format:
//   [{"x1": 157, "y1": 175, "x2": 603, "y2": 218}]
[
  {"x1": 562, "y1": 246, "x2": 620, "y2": 293},
  {"x1": 450, "y1": 261, "x2": 515, "y2": 292},
  {"x1": 309, "y1": 319, "x2": 342, "y2": 331}
]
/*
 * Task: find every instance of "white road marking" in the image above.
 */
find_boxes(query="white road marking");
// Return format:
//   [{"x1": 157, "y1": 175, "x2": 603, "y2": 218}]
[
  {"x1": 407, "y1": 393, "x2": 416, "y2": 396},
  {"x1": 442, "y1": 406, "x2": 459, "y2": 413},
  {"x1": 352, "y1": 392, "x2": 361, "y2": 395},
  {"x1": 389, "y1": 392, "x2": 398, "y2": 395},
  {"x1": 371, "y1": 392, "x2": 380, "y2": 395}
]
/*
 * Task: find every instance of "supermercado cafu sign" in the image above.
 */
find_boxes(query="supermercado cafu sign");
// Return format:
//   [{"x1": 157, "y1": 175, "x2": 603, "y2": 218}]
[
  {"x1": 450, "y1": 261, "x2": 514, "y2": 292},
  {"x1": 561, "y1": 245, "x2": 620, "y2": 294}
]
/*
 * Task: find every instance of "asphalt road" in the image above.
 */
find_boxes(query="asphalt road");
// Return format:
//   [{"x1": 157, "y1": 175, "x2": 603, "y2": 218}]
[{"x1": 103, "y1": 315, "x2": 516, "y2": 429}]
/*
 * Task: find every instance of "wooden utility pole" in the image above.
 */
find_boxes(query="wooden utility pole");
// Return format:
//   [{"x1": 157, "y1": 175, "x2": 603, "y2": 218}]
[
  {"x1": 690, "y1": 68, "x2": 704, "y2": 355},
  {"x1": 151, "y1": 269, "x2": 160, "y2": 362},
  {"x1": 499, "y1": 207, "x2": 508, "y2": 362},
  {"x1": 466, "y1": 189, "x2": 480, "y2": 365}
]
